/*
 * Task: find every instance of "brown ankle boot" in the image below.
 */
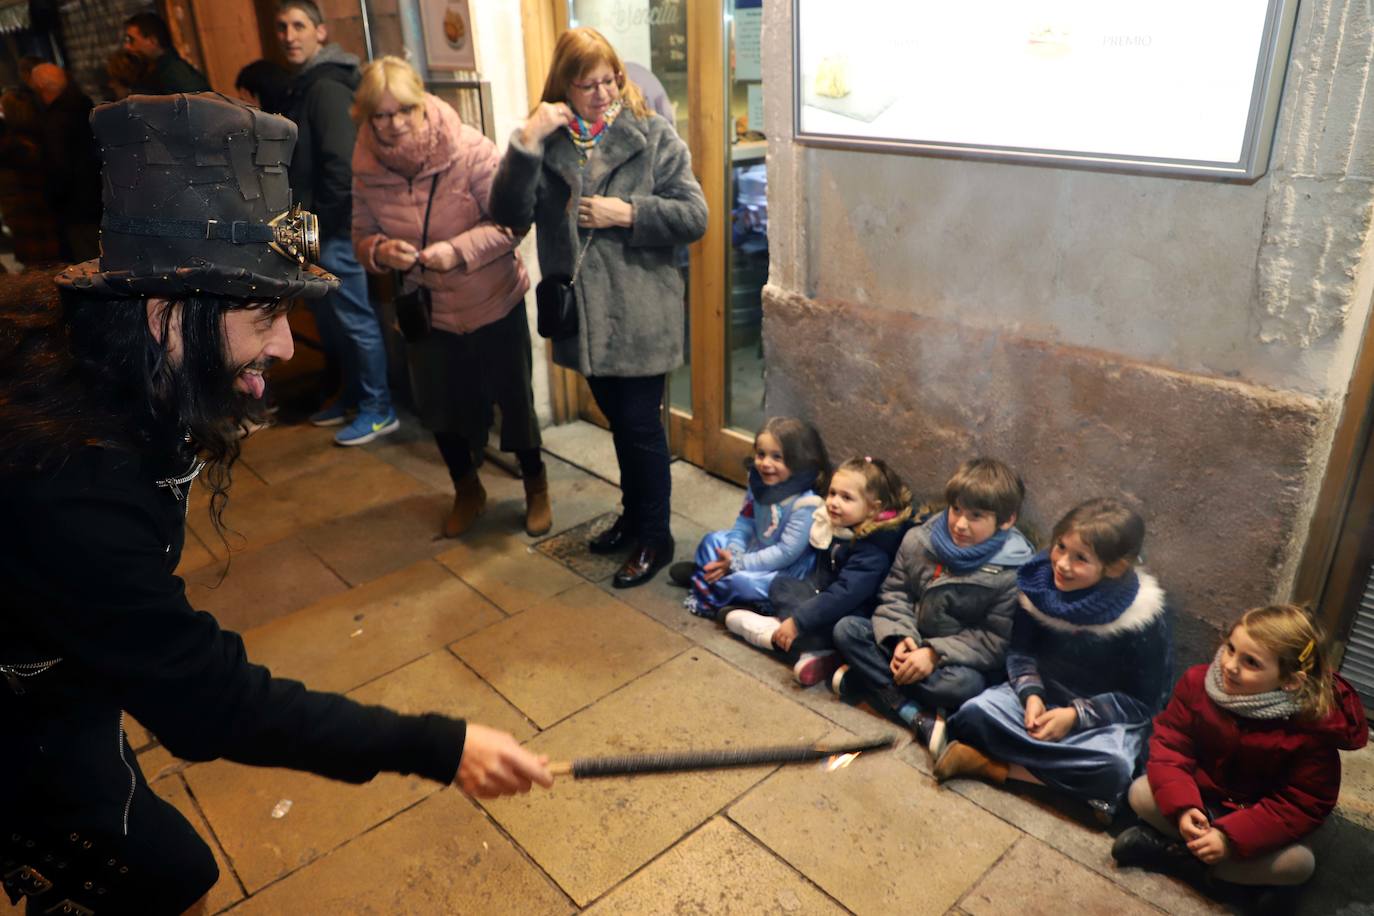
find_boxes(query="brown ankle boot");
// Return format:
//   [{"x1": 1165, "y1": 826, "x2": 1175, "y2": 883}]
[
  {"x1": 933, "y1": 741, "x2": 1009, "y2": 785},
  {"x1": 523, "y1": 468, "x2": 552, "y2": 536},
  {"x1": 444, "y1": 471, "x2": 487, "y2": 538}
]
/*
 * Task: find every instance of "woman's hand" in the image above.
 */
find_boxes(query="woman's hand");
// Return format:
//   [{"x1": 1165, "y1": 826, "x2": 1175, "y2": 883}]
[
  {"x1": 772, "y1": 617, "x2": 799, "y2": 652},
  {"x1": 1178, "y1": 808, "x2": 1211, "y2": 841},
  {"x1": 702, "y1": 548, "x2": 732, "y2": 583},
  {"x1": 1187, "y1": 827, "x2": 1229, "y2": 864},
  {"x1": 520, "y1": 101, "x2": 573, "y2": 146},
  {"x1": 376, "y1": 238, "x2": 419, "y2": 271},
  {"x1": 455, "y1": 723, "x2": 553, "y2": 798},
  {"x1": 1023, "y1": 694, "x2": 1046, "y2": 731},
  {"x1": 418, "y1": 241, "x2": 460, "y2": 272},
  {"x1": 578, "y1": 195, "x2": 634, "y2": 229},
  {"x1": 1027, "y1": 705, "x2": 1077, "y2": 743}
]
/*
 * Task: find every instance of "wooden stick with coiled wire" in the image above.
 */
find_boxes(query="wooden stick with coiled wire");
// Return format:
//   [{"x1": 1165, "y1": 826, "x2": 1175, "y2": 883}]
[{"x1": 547, "y1": 736, "x2": 895, "y2": 779}]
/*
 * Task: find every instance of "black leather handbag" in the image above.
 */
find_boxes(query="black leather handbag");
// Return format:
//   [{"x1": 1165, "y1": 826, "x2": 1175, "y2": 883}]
[
  {"x1": 393, "y1": 175, "x2": 440, "y2": 344},
  {"x1": 535, "y1": 229, "x2": 593, "y2": 341}
]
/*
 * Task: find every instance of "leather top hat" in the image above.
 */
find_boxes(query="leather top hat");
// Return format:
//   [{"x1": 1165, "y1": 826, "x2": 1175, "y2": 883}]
[{"x1": 56, "y1": 92, "x2": 337, "y2": 300}]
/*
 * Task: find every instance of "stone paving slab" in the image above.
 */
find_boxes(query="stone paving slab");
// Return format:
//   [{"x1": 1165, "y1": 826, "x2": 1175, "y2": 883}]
[
  {"x1": 729, "y1": 738, "x2": 1020, "y2": 916},
  {"x1": 437, "y1": 529, "x2": 586, "y2": 615},
  {"x1": 480, "y1": 652, "x2": 835, "y2": 905},
  {"x1": 238, "y1": 422, "x2": 350, "y2": 486},
  {"x1": 150, "y1": 776, "x2": 245, "y2": 915},
  {"x1": 584, "y1": 817, "x2": 845, "y2": 914},
  {"x1": 296, "y1": 492, "x2": 455, "y2": 587},
  {"x1": 960, "y1": 835, "x2": 1164, "y2": 915},
  {"x1": 241, "y1": 559, "x2": 505, "y2": 696},
  {"x1": 944, "y1": 780, "x2": 1227, "y2": 915},
  {"x1": 450, "y1": 582, "x2": 689, "y2": 728},
  {"x1": 188, "y1": 452, "x2": 423, "y2": 553},
  {"x1": 541, "y1": 419, "x2": 621, "y2": 485},
  {"x1": 669, "y1": 460, "x2": 749, "y2": 534},
  {"x1": 227, "y1": 790, "x2": 573, "y2": 915},
  {"x1": 183, "y1": 537, "x2": 349, "y2": 634},
  {"x1": 185, "y1": 649, "x2": 521, "y2": 893}
]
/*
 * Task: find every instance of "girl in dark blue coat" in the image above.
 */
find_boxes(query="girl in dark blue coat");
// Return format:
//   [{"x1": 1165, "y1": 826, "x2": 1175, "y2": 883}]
[{"x1": 725, "y1": 457, "x2": 913, "y2": 686}]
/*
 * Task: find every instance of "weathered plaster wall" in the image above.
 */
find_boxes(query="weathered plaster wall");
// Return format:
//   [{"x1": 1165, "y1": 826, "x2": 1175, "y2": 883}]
[{"x1": 761, "y1": 0, "x2": 1374, "y2": 642}]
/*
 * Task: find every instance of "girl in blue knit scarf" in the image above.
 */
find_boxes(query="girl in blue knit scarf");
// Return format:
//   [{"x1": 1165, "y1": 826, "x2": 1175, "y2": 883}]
[
  {"x1": 672, "y1": 417, "x2": 831, "y2": 618},
  {"x1": 935, "y1": 497, "x2": 1173, "y2": 820}
]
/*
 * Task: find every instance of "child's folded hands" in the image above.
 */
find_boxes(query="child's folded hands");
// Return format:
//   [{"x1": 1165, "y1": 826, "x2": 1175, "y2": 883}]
[
  {"x1": 1027, "y1": 705, "x2": 1078, "y2": 742},
  {"x1": 1187, "y1": 827, "x2": 1229, "y2": 864}
]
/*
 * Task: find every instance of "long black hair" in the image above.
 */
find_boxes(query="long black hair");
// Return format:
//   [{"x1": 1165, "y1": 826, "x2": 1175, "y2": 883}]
[{"x1": 0, "y1": 269, "x2": 276, "y2": 535}]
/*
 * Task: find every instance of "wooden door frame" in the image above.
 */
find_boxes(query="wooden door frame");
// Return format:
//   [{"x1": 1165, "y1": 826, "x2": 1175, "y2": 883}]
[{"x1": 1292, "y1": 297, "x2": 1374, "y2": 660}]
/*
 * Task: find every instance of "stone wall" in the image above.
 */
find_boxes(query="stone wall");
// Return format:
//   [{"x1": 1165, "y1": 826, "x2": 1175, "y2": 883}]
[{"x1": 761, "y1": 0, "x2": 1374, "y2": 657}]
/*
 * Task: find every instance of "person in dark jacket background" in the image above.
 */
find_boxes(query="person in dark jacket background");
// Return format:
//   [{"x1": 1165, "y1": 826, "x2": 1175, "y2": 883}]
[
  {"x1": 122, "y1": 11, "x2": 211, "y2": 94},
  {"x1": 0, "y1": 93, "x2": 549, "y2": 916},
  {"x1": 27, "y1": 63, "x2": 101, "y2": 263},
  {"x1": 235, "y1": 58, "x2": 292, "y2": 114},
  {"x1": 278, "y1": 0, "x2": 397, "y2": 445}
]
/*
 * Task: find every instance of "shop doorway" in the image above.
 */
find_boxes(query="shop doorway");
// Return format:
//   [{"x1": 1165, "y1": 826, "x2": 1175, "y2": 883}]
[{"x1": 525, "y1": 0, "x2": 767, "y2": 485}]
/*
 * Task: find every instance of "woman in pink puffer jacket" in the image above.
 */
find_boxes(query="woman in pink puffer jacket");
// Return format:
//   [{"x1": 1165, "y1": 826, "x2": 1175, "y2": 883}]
[{"x1": 351, "y1": 56, "x2": 549, "y2": 539}]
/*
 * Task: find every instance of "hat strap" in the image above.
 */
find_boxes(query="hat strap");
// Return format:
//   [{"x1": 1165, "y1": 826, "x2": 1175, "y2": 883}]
[{"x1": 105, "y1": 214, "x2": 276, "y2": 245}]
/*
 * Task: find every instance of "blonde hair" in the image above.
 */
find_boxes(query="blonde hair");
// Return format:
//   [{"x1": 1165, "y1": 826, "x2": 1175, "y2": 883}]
[
  {"x1": 540, "y1": 27, "x2": 649, "y2": 119},
  {"x1": 833, "y1": 457, "x2": 911, "y2": 516},
  {"x1": 1231, "y1": 604, "x2": 1335, "y2": 721},
  {"x1": 351, "y1": 56, "x2": 427, "y2": 127}
]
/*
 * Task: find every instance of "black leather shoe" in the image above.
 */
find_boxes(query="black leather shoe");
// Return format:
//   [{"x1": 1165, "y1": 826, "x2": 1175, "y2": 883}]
[
  {"x1": 612, "y1": 540, "x2": 674, "y2": 589},
  {"x1": 1111, "y1": 825, "x2": 1194, "y2": 874},
  {"x1": 589, "y1": 514, "x2": 632, "y2": 554}
]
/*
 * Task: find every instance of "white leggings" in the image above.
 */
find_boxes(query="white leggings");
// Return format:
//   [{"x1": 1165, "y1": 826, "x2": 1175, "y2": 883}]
[{"x1": 1127, "y1": 776, "x2": 1315, "y2": 886}]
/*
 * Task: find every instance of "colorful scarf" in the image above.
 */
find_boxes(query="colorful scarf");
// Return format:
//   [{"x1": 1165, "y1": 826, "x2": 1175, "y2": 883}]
[
  {"x1": 566, "y1": 99, "x2": 623, "y2": 164},
  {"x1": 1204, "y1": 647, "x2": 1303, "y2": 720},
  {"x1": 1016, "y1": 553, "x2": 1141, "y2": 627},
  {"x1": 928, "y1": 509, "x2": 1009, "y2": 573}
]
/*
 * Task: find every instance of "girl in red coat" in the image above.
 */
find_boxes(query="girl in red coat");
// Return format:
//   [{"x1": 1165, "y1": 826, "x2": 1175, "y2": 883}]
[{"x1": 1113, "y1": 604, "x2": 1368, "y2": 906}]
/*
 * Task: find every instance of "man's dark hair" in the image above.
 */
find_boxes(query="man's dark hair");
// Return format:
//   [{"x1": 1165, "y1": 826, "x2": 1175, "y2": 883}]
[
  {"x1": 124, "y1": 12, "x2": 173, "y2": 49},
  {"x1": 18, "y1": 55, "x2": 47, "y2": 81},
  {"x1": 0, "y1": 270, "x2": 278, "y2": 534},
  {"x1": 235, "y1": 59, "x2": 292, "y2": 114},
  {"x1": 276, "y1": 0, "x2": 324, "y2": 26}
]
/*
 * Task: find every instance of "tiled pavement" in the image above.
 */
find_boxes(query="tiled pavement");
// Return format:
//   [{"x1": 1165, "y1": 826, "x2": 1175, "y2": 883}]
[{"x1": 10, "y1": 420, "x2": 1372, "y2": 914}]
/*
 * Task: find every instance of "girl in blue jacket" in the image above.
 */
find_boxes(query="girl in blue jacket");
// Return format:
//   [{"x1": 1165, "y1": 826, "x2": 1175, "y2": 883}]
[
  {"x1": 677, "y1": 417, "x2": 830, "y2": 618},
  {"x1": 724, "y1": 457, "x2": 913, "y2": 686}
]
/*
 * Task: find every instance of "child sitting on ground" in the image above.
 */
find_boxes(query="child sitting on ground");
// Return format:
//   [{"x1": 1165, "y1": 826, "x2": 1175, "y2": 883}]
[
  {"x1": 723, "y1": 456, "x2": 914, "y2": 687},
  {"x1": 673, "y1": 417, "x2": 830, "y2": 619},
  {"x1": 831, "y1": 458, "x2": 1033, "y2": 750},
  {"x1": 935, "y1": 497, "x2": 1172, "y2": 822},
  {"x1": 1112, "y1": 604, "x2": 1368, "y2": 913}
]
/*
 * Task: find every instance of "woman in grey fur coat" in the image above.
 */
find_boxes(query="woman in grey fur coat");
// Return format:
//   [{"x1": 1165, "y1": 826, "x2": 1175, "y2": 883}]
[{"x1": 491, "y1": 27, "x2": 708, "y2": 588}]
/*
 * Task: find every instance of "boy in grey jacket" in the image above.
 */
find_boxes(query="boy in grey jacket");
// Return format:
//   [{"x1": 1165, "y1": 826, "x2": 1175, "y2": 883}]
[{"x1": 832, "y1": 459, "x2": 1034, "y2": 748}]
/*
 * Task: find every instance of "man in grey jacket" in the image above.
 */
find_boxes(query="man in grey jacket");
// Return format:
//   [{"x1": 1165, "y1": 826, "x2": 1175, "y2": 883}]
[{"x1": 278, "y1": 0, "x2": 398, "y2": 446}]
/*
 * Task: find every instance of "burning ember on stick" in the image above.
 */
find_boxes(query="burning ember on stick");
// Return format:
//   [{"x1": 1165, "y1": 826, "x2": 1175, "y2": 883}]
[{"x1": 823, "y1": 752, "x2": 861, "y2": 772}]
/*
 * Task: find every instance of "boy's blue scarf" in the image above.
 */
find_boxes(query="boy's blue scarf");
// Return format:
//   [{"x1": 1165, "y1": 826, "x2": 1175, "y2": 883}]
[
  {"x1": 749, "y1": 466, "x2": 818, "y2": 505},
  {"x1": 1016, "y1": 552, "x2": 1140, "y2": 627},
  {"x1": 928, "y1": 509, "x2": 1009, "y2": 573}
]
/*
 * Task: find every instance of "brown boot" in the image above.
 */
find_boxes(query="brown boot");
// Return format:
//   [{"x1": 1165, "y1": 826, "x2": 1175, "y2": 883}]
[
  {"x1": 523, "y1": 468, "x2": 552, "y2": 536},
  {"x1": 443, "y1": 471, "x2": 486, "y2": 538},
  {"x1": 933, "y1": 741, "x2": 1009, "y2": 785}
]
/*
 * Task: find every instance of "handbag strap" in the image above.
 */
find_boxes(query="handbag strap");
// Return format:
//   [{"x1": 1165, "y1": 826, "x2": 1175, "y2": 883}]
[
  {"x1": 571, "y1": 229, "x2": 595, "y2": 285},
  {"x1": 393, "y1": 175, "x2": 441, "y2": 289}
]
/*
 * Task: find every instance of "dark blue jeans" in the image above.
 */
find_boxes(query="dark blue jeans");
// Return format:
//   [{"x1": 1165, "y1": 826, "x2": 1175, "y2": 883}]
[
  {"x1": 832, "y1": 615, "x2": 994, "y2": 710},
  {"x1": 315, "y1": 235, "x2": 391, "y2": 416},
  {"x1": 586, "y1": 374, "x2": 672, "y2": 546}
]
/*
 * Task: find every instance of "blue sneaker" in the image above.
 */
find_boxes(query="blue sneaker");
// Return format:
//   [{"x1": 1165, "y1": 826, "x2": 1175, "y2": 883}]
[
  {"x1": 335, "y1": 411, "x2": 400, "y2": 446},
  {"x1": 309, "y1": 402, "x2": 351, "y2": 427}
]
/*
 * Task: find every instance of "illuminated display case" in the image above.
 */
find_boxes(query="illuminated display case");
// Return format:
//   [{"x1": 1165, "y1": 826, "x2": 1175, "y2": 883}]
[{"x1": 793, "y1": 0, "x2": 1299, "y2": 180}]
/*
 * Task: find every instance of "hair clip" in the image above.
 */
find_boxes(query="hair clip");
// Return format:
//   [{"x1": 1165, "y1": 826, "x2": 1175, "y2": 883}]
[{"x1": 1298, "y1": 638, "x2": 1315, "y2": 664}]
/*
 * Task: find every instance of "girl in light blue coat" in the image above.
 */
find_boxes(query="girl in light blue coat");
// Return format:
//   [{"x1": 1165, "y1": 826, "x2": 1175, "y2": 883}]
[{"x1": 674, "y1": 418, "x2": 831, "y2": 619}]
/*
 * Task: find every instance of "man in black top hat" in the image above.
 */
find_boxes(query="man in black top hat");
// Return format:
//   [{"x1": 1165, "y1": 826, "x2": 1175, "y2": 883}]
[
  {"x1": 122, "y1": 11, "x2": 211, "y2": 95},
  {"x1": 0, "y1": 93, "x2": 551, "y2": 915}
]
